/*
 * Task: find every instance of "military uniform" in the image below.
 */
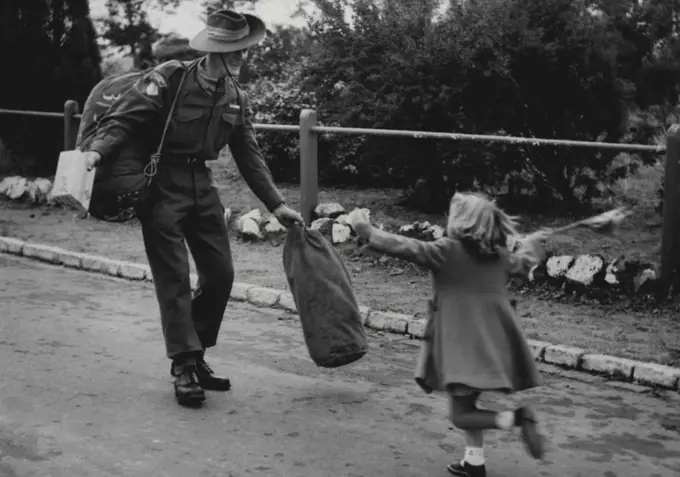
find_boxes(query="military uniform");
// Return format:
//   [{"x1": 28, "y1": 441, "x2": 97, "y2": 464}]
[{"x1": 88, "y1": 58, "x2": 284, "y2": 364}]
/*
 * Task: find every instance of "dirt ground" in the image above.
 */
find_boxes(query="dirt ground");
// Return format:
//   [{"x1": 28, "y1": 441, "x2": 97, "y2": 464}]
[{"x1": 2, "y1": 158, "x2": 679, "y2": 367}]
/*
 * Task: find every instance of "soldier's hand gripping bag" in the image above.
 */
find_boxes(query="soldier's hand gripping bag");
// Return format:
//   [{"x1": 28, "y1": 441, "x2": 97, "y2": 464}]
[{"x1": 283, "y1": 226, "x2": 368, "y2": 368}]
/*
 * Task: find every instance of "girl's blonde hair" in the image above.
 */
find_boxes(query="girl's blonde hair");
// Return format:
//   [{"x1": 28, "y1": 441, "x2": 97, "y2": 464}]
[{"x1": 446, "y1": 192, "x2": 520, "y2": 259}]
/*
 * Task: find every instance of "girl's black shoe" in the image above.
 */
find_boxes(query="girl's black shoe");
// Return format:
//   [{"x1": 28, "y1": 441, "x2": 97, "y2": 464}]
[
  {"x1": 515, "y1": 406, "x2": 545, "y2": 459},
  {"x1": 447, "y1": 461, "x2": 487, "y2": 477}
]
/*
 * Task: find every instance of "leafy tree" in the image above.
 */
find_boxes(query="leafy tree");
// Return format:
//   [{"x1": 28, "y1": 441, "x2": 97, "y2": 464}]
[
  {"x1": 254, "y1": 0, "x2": 637, "y2": 212},
  {"x1": 202, "y1": 0, "x2": 263, "y2": 15},
  {"x1": 153, "y1": 34, "x2": 202, "y2": 63},
  {"x1": 96, "y1": 0, "x2": 182, "y2": 69},
  {"x1": 99, "y1": 0, "x2": 161, "y2": 69},
  {"x1": 155, "y1": 1, "x2": 310, "y2": 82},
  {"x1": 56, "y1": 0, "x2": 103, "y2": 108},
  {"x1": 0, "y1": 0, "x2": 102, "y2": 176}
]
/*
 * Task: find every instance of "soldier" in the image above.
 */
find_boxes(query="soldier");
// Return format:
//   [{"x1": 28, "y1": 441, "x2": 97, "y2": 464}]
[{"x1": 80, "y1": 10, "x2": 304, "y2": 407}]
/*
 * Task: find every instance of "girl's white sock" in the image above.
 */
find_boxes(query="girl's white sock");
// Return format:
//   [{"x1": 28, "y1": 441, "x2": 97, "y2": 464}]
[
  {"x1": 463, "y1": 446, "x2": 485, "y2": 466},
  {"x1": 495, "y1": 411, "x2": 515, "y2": 430}
]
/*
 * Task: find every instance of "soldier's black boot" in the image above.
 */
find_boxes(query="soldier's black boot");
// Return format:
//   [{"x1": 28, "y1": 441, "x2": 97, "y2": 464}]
[
  {"x1": 195, "y1": 358, "x2": 232, "y2": 391},
  {"x1": 171, "y1": 363, "x2": 205, "y2": 407}
]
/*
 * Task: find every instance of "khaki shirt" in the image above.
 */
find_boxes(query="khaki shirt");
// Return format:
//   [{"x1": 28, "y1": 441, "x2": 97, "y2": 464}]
[{"x1": 88, "y1": 59, "x2": 284, "y2": 212}]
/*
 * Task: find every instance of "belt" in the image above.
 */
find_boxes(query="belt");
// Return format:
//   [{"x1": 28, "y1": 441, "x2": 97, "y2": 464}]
[{"x1": 162, "y1": 156, "x2": 205, "y2": 166}]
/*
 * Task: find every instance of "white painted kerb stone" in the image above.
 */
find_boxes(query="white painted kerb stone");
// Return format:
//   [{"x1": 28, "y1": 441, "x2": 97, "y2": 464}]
[
  {"x1": 80, "y1": 255, "x2": 105, "y2": 273},
  {"x1": 21, "y1": 243, "x2": 61, "y2": 263},
  {"x1": 278, "y1": 292, "x2": 297, "y2": 313},
  {"x1": 407, "y1": 318, "x2": 427, "y2": 339},
  {"x1": 117, "y1": 261, "x2": 149, "y2": 281},
  {"x1": 57, "y1": 250, "x2": 88, "y2": 268},
  {"x1": 527, "y1": 340, "x2": 551, "y2": 361},
  {"x1": 97, "y1": 257, "x2": 123, "y2": 277},
  {"x1": 247, "y1": 286, "x2": 281, "y2": 307},
  {"x1": 0, "y1": 236, "x2": 25, "y2": 254},
  {"x1": 358, "y1": 306, "x2": 371, "y2": 325},
  {"x1": 581, "y1": 354, "x2": 637, "y2": 380},
  {"x1": 544, "y1": 345, "x2": 586, "y2": 368},
  {"x1": 230, "y1": 282, "x2": 253, "y2": 301},
  {"x1": 633, "y1": 362, "x2": 680, "y2": 389},
  {"x1": 366, "y1": 310, "x2": 409, "y2": 334}
]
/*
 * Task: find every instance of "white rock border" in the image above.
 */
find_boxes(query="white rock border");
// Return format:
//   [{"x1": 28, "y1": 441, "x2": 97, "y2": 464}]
[
  {"x1": 0, "y1": 176, "x2": 53, "y2": 205},
  {"x1": 2, "y1": 235, "x2": 679, "y2": 392},
  {"x1": 228, "y1": 203, "x2": 658, "y2": 299}
]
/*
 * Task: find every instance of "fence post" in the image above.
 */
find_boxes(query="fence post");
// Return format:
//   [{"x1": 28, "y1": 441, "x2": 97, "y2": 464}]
[
  {"x1": 657, "y1": 125, "x2": 680, "y2": 302},
  {"x1": 63, "y1": 100, "x2": 79, "y2": 151},
  {"x1": 299, "y1": 109, "x2": 319, "y2": 225}
]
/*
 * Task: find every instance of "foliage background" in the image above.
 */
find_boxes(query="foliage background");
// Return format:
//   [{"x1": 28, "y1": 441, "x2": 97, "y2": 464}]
[
  {"x1": 0, "y1": 0, "x2": 102, "y2": 176},
  {"x1": 1, "y1": 0, "x2": 679, "y2": 213}
]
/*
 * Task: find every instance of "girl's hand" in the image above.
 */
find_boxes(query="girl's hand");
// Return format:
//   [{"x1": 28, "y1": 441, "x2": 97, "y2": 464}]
[
  {"x1": 523, "y1": 227, "x2": 552, "y2": 245},
  {"x1": 515, "y1": 227, "x2": 551, "y2": 266},
  {"x1": 347, "y1": 208, "x2": 373, "y2": 239}
]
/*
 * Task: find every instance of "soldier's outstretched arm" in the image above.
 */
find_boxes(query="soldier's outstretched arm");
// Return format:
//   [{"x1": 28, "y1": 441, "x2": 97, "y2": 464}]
[
  {"x1": 87, "y1": 65, "x2": 180, "y2": 163},
  {"x1": 229, "y1": 93, "x2": 285, "y2": 212}
]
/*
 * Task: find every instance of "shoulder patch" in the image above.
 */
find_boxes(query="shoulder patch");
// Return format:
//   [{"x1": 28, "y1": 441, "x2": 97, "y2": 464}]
[
  {"x1": 142, "y1": 59, "x2": 193, "y2": 97},
  {"x1": 141, "y1": 71, "x2": 166, "y2": 97},
  {"x1": 147, "y1": 70, "x2": 167, "y2": 88},
  {"x1": 144, "y1": 81, "x2": 160, "y2": 97}
]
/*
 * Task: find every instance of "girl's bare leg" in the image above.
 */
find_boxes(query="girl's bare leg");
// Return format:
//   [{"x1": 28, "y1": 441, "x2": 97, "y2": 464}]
[
  {"x1": 447, "y1": 392, "x2": 490, "y2": 475},
  {"x1": 449, "y1": 392, "x2": 516, "y2": 431},
  {"x1": 463, "y1": 429, "x2": 484, "y2": 448}
]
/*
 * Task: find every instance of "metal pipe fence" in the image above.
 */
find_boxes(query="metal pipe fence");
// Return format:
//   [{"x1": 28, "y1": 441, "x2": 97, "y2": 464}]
[{"x1": 0, "y1": 103, "x2": 676, "y2": 301}]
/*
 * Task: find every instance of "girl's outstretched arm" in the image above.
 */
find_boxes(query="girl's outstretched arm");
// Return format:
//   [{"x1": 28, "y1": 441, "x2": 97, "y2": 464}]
[
  {"x1": 366, "y1": 228, "x2": 453, "y2": 272},
  {"x1": 347, "y1": 208, "x2": 453, "y2": 271}
]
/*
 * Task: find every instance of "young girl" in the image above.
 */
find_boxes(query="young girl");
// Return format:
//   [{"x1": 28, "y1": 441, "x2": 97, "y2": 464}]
[{"x1": 348, "y1": 192, "x2": 550, "y2": 477}]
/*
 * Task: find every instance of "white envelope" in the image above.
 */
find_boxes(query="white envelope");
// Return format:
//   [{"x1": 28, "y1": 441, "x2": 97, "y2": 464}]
[{"x1": 49, "y1": 150, "x2": 96, "y2": 213}]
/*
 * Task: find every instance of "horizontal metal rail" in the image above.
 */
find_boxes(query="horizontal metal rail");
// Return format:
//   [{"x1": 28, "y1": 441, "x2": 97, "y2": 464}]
[
  {"x1": 311, "y1": 125, "x2": 666, "y2": 153},
  {"x1": 252, "y1": 124, "x2": 299, "y2": 132},
  {"x1": 0, "y1": 108, "x2": 65, "y2": 119},
  {"x1": 0, "y1": 108, "x2": 297, "y2": 132},
  {"x1": 0, "y1": 107, "x2": 666, "y2": 152}
]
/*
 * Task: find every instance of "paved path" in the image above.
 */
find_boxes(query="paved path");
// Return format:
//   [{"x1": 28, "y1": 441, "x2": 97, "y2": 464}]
[{"x1": 1, "y1": 254, "x2": 680, "y2": 477}]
